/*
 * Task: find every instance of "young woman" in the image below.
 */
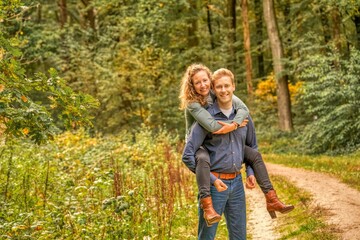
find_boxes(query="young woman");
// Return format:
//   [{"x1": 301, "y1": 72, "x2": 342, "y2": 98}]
[{"x1": 179, "y1": 63, "x2": 294, "y2": 226}]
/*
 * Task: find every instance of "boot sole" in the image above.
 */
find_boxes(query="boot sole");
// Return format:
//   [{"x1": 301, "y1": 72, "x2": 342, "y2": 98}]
[
  {"x1": 204, "y1": 215, "x2": 221, "y2": 227},
  {"x1": 280, "y1": 206, "x2": 295, "y2": 214},
  {"x1": 268, "y1": 206, "x2": 295, "y2": 219}
]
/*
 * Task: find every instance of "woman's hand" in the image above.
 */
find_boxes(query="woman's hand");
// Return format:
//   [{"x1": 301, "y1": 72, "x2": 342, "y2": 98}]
[
  {"x1": 214, "y1": 179, "x2": 228, "y2": 192},
  {"x1": 213, "y1": 121, "x2": 237, "y2": 134},
  {"x1": 239, "y1": 118, "x2": 249, "y2": 128},
  {"x1": 213, "y1": 118, "x2": 249, "y2": 135}
]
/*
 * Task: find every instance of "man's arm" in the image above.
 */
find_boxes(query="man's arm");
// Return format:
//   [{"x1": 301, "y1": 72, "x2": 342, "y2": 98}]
[
  {"x1": 232, "y1": 95, "x2": 249, "y2": 125},
  {"x1": 182, "y1": 123, "x2": 208, "y2": 173}
]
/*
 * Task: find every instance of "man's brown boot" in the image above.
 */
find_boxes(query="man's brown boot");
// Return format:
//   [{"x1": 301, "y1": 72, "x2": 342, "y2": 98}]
[
  {"x1": 200, "y1": 197, "x2": 221, "y2": 227},
  {"x1": 265, "y1": 189, "x2": 294, "y2": 219}
]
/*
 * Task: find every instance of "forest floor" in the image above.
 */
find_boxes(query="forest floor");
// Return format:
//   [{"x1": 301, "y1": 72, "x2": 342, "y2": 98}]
[{"x1": 246, "y1": 163, "x2": 360, "y2": 240}]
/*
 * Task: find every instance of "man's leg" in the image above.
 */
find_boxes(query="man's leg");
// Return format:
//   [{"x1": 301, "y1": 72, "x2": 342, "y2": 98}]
[
  {"x1": 223, "y1": 175, "x2": 246, "y2": 240},
  {"x1": 198, "y1": 181, "x2": 229, "y2": 240}
]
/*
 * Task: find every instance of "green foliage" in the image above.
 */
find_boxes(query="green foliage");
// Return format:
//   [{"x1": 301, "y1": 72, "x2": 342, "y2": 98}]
[
  {"x1": 3, "y1": 0, "x2": 360, "y2": 153},
  {"x1": 0, "y1": 2, "x2": 99, "y2": 144},
  {"x1": 298, "y1": 46, "x2": 360, "y2": 153},
  {"x1": 0, "y1": 129, "x2": 198, "y2": 239}
]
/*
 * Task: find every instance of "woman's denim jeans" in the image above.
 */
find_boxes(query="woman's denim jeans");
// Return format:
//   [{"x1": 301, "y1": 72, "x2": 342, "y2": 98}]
[{"x1": 198, "y1": 174, "x2": 246, "y2": 240}]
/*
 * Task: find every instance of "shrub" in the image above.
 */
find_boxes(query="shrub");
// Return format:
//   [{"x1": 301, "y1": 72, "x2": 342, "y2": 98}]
[{"x1": 298, "y1": 46, "x2": 360, "y2": 153}]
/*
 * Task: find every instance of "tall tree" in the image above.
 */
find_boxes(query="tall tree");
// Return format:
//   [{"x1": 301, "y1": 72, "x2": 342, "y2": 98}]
[
  {"x1": 57, "y1": 0, "x2": 67, "y2": 28},
  {"x1": 331, "y1": 7, "x2": 342, "y2": 52},
  {"x1": 319, "y1": 5, "x2": 331, "y2": 45},
  {"x1": 81, "y1": 0, "x2": 96, "y2": 31},
  {"x1": 227, "y1": 0, "x2": 237, "y2": 72},
  {"x1": 241, "y1": 0, "x2": 253, "y2": 97},
  {"x1": 187, "y1": 0, "x2": 199, "y2": 47},
  {"x1": 355, "y1": 11, "x2": 360, "y2": 49},
  {"x1": 254, "y1": 0, "x2": 265, "y2": 78},
  {"x1": 206, "y1": 0, "x2": 215, "y2": 49},
  {"x1": 263, "y1": 0, "x2": 293, "y2": 131}
]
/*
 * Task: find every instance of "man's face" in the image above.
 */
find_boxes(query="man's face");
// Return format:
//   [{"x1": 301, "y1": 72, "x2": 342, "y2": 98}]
[
  {"x1": 213, "y1": 75, "x2": 235, "y2": 105},
  {"x1": 192, "y1": 70, "x2": 211, "y2": 97}
]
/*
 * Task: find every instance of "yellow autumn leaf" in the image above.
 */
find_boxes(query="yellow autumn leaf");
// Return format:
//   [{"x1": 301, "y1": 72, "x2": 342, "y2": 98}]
[
  {"x1": 0, "y1": 84, "x2": 4, "y2": 92},
  {"x1": 34, "y1": 225, "x2": 43, "y2": 231},
  {"x1": 23, "y1": 128, "x2": 29, "y2": 135},
  {"x1": 21, "y1": 95, "x2": 28, "y2": 102}
]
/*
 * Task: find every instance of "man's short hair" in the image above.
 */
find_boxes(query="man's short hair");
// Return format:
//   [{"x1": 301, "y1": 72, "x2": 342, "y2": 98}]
[{"x1": 212, "y1": 68, "x2": 235, "y2": 85}]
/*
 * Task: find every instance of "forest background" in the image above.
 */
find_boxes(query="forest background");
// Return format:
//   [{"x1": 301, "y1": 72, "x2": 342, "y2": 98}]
[{"x1": 1, "y1": 0, "x2": 359, "y2": 239}]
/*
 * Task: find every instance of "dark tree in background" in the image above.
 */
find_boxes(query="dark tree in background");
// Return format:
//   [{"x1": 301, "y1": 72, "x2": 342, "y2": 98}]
[
  {"x1": 263, "y1": 0, "x2": 293, "y2": 131},
  {"x1": 3, "y1": 0, "x2": 360, "y2": 152}
]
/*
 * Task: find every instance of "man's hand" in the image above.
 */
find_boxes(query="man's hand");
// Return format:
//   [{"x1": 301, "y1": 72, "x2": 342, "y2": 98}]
[
  {"x1": 214, "y1": 179, "x2": 228, "y2": 192},
  {"x1": 213, "y1": 121, "x2": 236, "y2": 134},
  {"x1": 245, "y1": 175, "x2": 256, "y2": 189}
]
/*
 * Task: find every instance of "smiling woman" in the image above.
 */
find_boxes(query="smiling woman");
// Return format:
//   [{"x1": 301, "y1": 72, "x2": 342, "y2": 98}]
[{"x1": 192, "y1": 70, "x2": 211, "y2": 97}]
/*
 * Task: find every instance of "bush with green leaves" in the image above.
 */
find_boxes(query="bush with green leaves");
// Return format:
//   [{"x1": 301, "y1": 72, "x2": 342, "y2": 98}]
[
  {"x1": 298, "y1": 46, "x2": 360, "y2": 153},
  {"x1": 0, "y1": 8, "x2": 98, "y2": 144},
  {"x1": 0, "y1": 129, "x2": 197, "y2": 239}
]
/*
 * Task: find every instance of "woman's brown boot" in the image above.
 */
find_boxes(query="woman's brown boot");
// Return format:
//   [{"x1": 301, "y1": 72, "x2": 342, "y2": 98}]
[
  {"x1": 265, "y1": 190, "x2": 294, "y2": 219},
  {"x1": 200, "y1": 197, "x2": 221, "y2": 227}
]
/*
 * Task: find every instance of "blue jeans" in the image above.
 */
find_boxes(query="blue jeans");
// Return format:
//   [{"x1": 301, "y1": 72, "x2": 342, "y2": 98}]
[{"x1": 198, "y1": 174, "x2": 246, "y2": 240}]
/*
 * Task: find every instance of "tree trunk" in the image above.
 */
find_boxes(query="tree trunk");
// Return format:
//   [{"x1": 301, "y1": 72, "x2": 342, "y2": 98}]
[
  {"x1": 36, "y1": 4, "x2": 42, "y2": 23},
  {"x1": 81, "y1": 0, "x2": 96, "y2": 31},
  {"x1": 58, "y1": 0, "x2": 67, "y2": 28},
  {"x1": 187, "y1": 0, "x2": 199, "y2": 48},
  {"x1": 320, "y1": 6, "x2": 331, "y2": 45},
  {"x1": 354, "y1": 11, "x2": 360, "y2": 49},
  {"x1": 227, "y1": 0, "x2": 237, "y2": 72},
  {"x1": 331, "y1": 7, "x2": 342, "y2": 52},
  {"x1": 263, "y1": 0, "x2": 293, "y2": 131},
  {"x1": 255, "y1": 0, "x2": 265, "y2": 78},
  {"x1": 241, "y1": 0, "x2": 253, "y2": 97},
  {"x1": 283, "y1": 0, "x2": 292, "y2": 60},
  {"x1": 206, "y1": 1, "x2": 215, "y2": 49}
]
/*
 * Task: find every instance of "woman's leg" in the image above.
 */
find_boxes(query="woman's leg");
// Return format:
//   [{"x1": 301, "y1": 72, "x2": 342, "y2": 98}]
[
  {"x1": 244, "y1": 146, "x2": 273, "y2": 193},
  {"x1": 195, "y1": 147, "x2": 211, "y2": 199},
  {"x1": 244, "y1": 146, "x2": 294, "y2": 219},
  {"x1": 195, "y1": 147, "x2": 221, "y2": 226}
]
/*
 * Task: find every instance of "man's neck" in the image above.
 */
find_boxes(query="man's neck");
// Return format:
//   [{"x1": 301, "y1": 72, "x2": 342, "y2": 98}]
[{"x1": 218, "y1": 101, "x2": 232, "y2": 110}]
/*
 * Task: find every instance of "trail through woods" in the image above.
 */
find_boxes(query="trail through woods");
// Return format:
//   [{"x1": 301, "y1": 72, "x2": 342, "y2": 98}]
[{"x1": 246, "y1": 163, "x2": 360, "y2": 240}]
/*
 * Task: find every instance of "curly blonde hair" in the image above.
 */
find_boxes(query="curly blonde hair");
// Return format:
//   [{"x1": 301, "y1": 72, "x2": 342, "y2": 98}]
[{"x1": 179, "y1": 63, "x2": 212, "y2": 110}]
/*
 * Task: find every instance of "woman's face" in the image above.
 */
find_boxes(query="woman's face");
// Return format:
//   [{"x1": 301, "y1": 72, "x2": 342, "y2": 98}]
[{"x1": 192, "y1": 70, "x2": 211, "y2": 97}]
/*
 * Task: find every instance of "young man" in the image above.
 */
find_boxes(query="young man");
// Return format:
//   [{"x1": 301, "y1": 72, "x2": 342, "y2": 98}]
[{"x1": 182, "y1": 68, "x2": 258, "y2": 239}]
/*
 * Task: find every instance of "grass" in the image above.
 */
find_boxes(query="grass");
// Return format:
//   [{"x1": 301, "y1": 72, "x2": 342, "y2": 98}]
[
  {"x1": 257, "y1": 128, "x2": 360, "y2": 191},
  {"x1": 270, "y1": 175, "x2": 339, "y2": 240},
  {"x1": 263, "y1": 151, "x2": 360, "y2": 191},
  {"x1": 189, "y1": 151, "x2": 356, "y2": 239},
  {"x1": 1, "y1": 129, "x2": 357, "y2": 239},
  {"x1": 258, "y1": 139, "x2": 359, "y2": 239}
]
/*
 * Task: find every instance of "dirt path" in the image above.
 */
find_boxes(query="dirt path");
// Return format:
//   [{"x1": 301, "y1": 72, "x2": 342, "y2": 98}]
[
  {"x1": 246, "y1": 186, "x2": 280, "y2": 240},
  {"x1": 246, "y1": 163, "x2": 360, "y2": 240}
]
